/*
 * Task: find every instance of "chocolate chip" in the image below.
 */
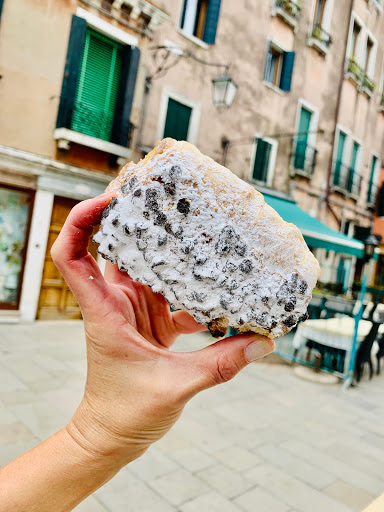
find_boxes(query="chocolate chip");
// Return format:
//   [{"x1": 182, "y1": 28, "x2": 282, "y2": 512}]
[
  {"x1": 157, "y1": 234, "x2": 167, "y2": 246},
  {"x1": 217, "y1": 275, "x2": 228, "y2": 286},
  {"x1": 177, "y1": 198, "x2": 190, "y2": 215},
  {"x1": 143, "y1": 211, "x2": 150, "y2": 219},
  {"x1": 164, "y1": 222, "x2": 173, "y2": 234},
  {"x1": 129, "y1": 176, "x2": 138, "y2": 189},
  {"x1": 283, "y1": 315, "x2": 297, "y2": 328},
  {"x1": 169, "y1": 165, "x2": 182, "y2": 180},
  {"x1": 108, "y1": 243, "x2": 114, "y2": 251},
  {"x1": 288, "y1": 272, "x2": 299, "y2": 293},
  {"x1": 300, "y1": 312, "x2": 309, "y2": 322},
  {"x1": 239, "y1": 259, "x2": 253, "y2": 274},
  {"x1": 187, "y1": 291, "x2": 206, "y2": 303},
  {"x1": 235, "y1": 241, "x2": 247, "y2": 256},
  {"x1": 101, "y1": 198, "x2": 117, "y2": 220},
  {"x1": 112, "y1": 218, "x2": 119, "y2": 227},
  {"x1": 180, "y1": 239, "x2": 194, "y2": 254},
  {"x1": 216, "y1": 226, "x2": 238, "y2": 255},
  {"x1": 174, "y1": 225, "x2": 183, "y2": 238},
  {"x1": 277, "y1": 282, "x2": 290, "y2": 300},
  {"x1": 145, "y1": 188, "x2": 159, "y2": 211},
  {"x1": 220, "y1": 293, "x2": 232, "y2": 309},
  {"x1": 153, "y1": 175, "x2": 164, "y2": 184},
  {"x1": 123, "y1": 224, "x2": 131, "y2": 235},
  {"x1": 154, "y1": 212, "x2": 167, "y2": 226},
  {"x1": 298, "y1": 280, "x2": 308, "y2": 294},
  {"x1": 228, "y1": 279, "x2": 239, "y2": 291},
  {"x1": 257, "y1": 312, "x2": 268, "y2": 326},
  {"x1": 261, "y1": 296, "x2": 269, "y2": 304},
  {"x1": 121, "y1": 183, "x2": 129, "y2": 194},
  {"x1": 284, "y1": 302, "x2": 295, "y2": 313},
  {"x1": 164, "y1": 183, "x2": 176, "y2": 195},
  {"x1": 195, "y1": 252, "x2": 208, "y2": 265},
  {"x1": 133, "y1": 188, "x2": 142, "y2": 197},
  {"x1": 270, "y1": 318, "x2": 278, "y2": 330},
  {"x1": 152, "y1": 259, "x2": 166, "y2": 268},
  {"x1": 136, "y1": 239, "x2": 147, "y2": 251},
  {"x1": 135, "y1": 223, "x2": 148, "y2": 238}
]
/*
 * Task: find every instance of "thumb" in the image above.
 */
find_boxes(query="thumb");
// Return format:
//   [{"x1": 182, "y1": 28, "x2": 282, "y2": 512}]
[{"x1": 182, "y1": 333, "x2": 275, "y2": 395}]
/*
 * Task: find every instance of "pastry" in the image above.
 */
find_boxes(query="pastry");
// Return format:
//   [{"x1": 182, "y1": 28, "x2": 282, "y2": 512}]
[{"x1": 93, "y1": 138, "x2": 320, "y2": 338}]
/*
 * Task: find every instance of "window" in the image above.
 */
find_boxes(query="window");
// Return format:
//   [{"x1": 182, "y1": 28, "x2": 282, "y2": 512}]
[
  {"x1": 163, "y1": 98, "x2": 192, "y2": 140},
  {"x1": 71, "y1": 29, "x2": 123, "y2": 142},
  {"x1": 0, "y1": 187, "x2": 33, "y2": 309},
  {"x1": 333, "y1": 130, "x2": 347, "y2": 187},
  {"x1": 56, "y1": 15, "x2": 140, "y2": 150},
  {"x1": 310, "y1": 0, "x2": 333, "y2": 50},
  {"x1": 364, "y1": 36, "x2": 374, "y2": 75},
  {"x1": 292, "y1": 102, "x2": 318, "y2": 177},
  {"x1": 250, "y1": 137, "x2": 278, "y2": 186},
  {"x1": 180, "y1": 0, "x2": 222, "y2": 44},
  {"x1": 350, "y1": 21, "x2": 361, "y2": 61},
  {"x1": 348, "y1": 140, "x2": 361, "y2": 194},
  {"x1": 346, "y1": 13, "x2": 376, "y2": 92},
  {"x1": 367, "y1": 155, "x2": 380, "y2": 204},
  {"x1": 314, "y1": 0, "x2": 326, "y2": 25},
  {"x1": 264, "y1": 42, "x2": 295, "y2": 92}
]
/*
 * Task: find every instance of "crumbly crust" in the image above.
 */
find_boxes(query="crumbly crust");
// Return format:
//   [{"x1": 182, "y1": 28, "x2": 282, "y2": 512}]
[{"x1": 95, "y1": 138, "x2": 321, "y2": 338}]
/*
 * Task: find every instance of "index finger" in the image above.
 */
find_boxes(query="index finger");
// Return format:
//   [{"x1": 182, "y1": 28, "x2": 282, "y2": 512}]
[{"x1": 51, "y1": 192, "x2": 116, "y2": 309}]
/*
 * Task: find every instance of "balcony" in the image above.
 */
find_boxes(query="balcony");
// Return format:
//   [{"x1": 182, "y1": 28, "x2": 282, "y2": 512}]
[
  {"x1": 367, "y1": 182, "x2": 378, "y2": 208},
  {"x1": 308, "y1": 24, "x2": 332, "y2": 55},
  {"x1": 272, "y1": 0, "x2": 301, "y2": 31},
  {"x1": 346, "y1": 58, "x2": 364, "y2": 83},
  {"x1": 331, "y1": 161, "x2": 362, "y2": 198},
  {"x1": 54, "y1": 96, "x2": 134, "y2": 162},
  {"x1": 291, "y1": 140, "x2": 318, "y2": 178}
]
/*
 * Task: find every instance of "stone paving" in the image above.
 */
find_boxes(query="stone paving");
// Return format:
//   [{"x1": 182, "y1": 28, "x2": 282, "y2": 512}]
[{"x1": 0, "y1": 321, "x2": 383, "y2": 512}]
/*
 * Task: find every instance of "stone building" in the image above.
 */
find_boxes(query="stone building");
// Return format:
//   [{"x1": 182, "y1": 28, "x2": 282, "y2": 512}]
[{"x1": 0, "y1": 0, "x2": 383, "y2": 321}]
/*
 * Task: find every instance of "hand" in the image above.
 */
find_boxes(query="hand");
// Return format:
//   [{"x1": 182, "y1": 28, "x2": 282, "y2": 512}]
[{"x1": 51, "y1": 193, "x2": 275, "y2": 467}]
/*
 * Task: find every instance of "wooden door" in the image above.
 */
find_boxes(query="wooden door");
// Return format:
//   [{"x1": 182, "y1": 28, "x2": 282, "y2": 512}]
[{"x1": 37, "y1": 196, "x2": 98, "y2": 320}]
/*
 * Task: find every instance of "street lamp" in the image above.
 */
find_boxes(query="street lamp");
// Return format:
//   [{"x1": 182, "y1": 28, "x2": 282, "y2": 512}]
[
  {"x1": 212, "y1": 74, "x2": 238, "y2": 109},
  {"x1": 363, "y1": 234, "x2": 380, "y2": 262}
]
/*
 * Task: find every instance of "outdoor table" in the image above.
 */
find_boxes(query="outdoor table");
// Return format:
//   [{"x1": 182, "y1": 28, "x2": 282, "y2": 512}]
[{"x1": 293, "y1": 317, "x2": 384, "y2": 374}]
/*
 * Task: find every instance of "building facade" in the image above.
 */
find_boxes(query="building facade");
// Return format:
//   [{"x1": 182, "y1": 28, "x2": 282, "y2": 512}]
[{"x1": 0, "y1": 0, "x2": 383, "y2": 321}]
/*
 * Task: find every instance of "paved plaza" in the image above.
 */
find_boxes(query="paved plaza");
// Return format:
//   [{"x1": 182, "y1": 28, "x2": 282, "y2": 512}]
[{"x1": 0, "y1": 321, "x2": 383, "y2": 511}]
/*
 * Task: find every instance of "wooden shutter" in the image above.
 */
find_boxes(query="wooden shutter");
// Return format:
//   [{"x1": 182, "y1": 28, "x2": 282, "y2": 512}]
[
  {"x1": 203, "y1": 0, "x2": 221, "y2": 44},
  {"x1": 163, "y1": 98, "x2": 192, "y2": 141},
  {"x1": 253, "y1": 139, "x2": 272, "y2": 182},
  {"x1": 0, "y1": 0, "x2": 4, "y2": 22},
  {"x1": 264, "y1": 41, "x2": 272, "y2": 82},
  {"x1": 378, "y1": 183, "x2": 384, "y2": 217},
  {"x1": 111, "y1": 46, "x2": 140, "y2": 147},
  {"x1": 70, "y1": 29, "x2": 123, "y2": 142},
  {"x1": 280, "y1": 51, "x2": 295, "y2": 91},
  {"x1": 56, "y1": 15, "x2": 87, "y2": 129}
]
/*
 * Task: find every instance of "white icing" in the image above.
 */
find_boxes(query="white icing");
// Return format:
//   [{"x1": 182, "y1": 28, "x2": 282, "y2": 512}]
[{"x1": 94, "y1": 140, "x2": 320, "y2": 338}]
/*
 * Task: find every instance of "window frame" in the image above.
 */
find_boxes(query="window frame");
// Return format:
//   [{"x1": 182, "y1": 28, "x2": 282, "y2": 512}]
[
  {"x1": 263, "y1": 38, "x2": 293, "y2": 93},
  {"x1": 363, "y1": 30, "x2": 377, "y2": 79},
  {"x1": 346, "y1": 12, "x2": 365, "y2": 67},
  {"x1": 249, "y1": 135, "x2": 278, "y2": 188},
  {"x1": 367, "y1": 152, "x2": 381, "y2": 203},
  {"x1": 156, "y1": 88, "x2": 201, "y2": 144}
]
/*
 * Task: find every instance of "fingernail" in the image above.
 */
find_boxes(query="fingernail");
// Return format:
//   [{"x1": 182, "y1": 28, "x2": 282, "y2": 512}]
[{"x1": 245, "y1": 339, "x2": 274, "y2": 362}]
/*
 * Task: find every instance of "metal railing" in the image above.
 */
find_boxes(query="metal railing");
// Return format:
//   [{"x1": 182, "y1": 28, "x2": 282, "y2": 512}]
[
  {"x1": 332, "y1": 161, "x2": 362, "y2": 197},
  {"x1": 367, "y1": 182, "x2": 378, "y2": 207},
  {"x1": 291, "y1": 140, "x2": 318, "y2": 177},
  {"x1": 311, "y1": 24, "x2": 332, "y2": 48},
  {"x1": 274, "y1": 0, "x2": 301, "y2": 22},
  {"x1": 57, "y1": 96, "x2": 133, "y2": 146}
]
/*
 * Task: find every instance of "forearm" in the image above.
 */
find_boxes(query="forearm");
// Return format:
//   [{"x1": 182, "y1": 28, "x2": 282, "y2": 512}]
[{"x1": 0, "y1": 427, "x2": 126, "y2": 512}]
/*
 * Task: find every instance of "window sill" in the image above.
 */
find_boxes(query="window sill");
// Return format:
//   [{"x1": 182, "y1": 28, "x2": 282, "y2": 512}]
[
  {"x1": 271, "y1": 7, "x2": 299, "y2": 33},
  {"x1": 360, "y1": 86, "x2": 374, "y2": 99},
  {"x1": 290, "y1": 167, "x2": 313, "y2": 179},
  {"x1": 330, "y1": 185, "x2": 359, "y2": 201},
  {"x1": 176, "y1": 29, "x2": 209, "y2": 50},
  {"x1": 54, "y1": 128, "x2": 131, "y2": 161},
  {"x1": 307, "y1": 37, "x2": 329, "y2": 57},
  {"x1": 249, "y1": 177, "x2": 271, "y2": 188},
  {"x1": 344, "y1": 71, "x2": 361, "y2": 88},
  {"x1": 263, "y1": 81, "x2": 286, "y2": 95}
]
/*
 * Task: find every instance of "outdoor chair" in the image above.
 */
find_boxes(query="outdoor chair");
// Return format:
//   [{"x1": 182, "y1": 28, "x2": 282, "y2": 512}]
[
  {"x1": 354, "y1": 303, "x2": 383, "y2": 382},
  {"x1": 376, "y1": 334, "x2": 384, "y2": 376}
]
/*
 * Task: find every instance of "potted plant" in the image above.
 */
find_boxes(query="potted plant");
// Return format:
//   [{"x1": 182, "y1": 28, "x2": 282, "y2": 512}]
[
  {"x1": 363, "y1": 75, "x2": 375, "y2": 92},
  {"x1": 312, "y1": 25, "x2": 322, "y2": 41},
  {"x1": 348, "y1": 58, "x2": 362, "y2": 81}
]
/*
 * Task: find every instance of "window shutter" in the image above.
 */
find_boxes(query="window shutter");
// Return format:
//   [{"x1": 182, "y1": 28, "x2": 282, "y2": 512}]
[
  {"x1": 280, "y1": 51, "x2": 295, "y2": 91},
  {"x1": 111, "y1": 46, "x2": 140, "y2": 147},
  {"x1": 70, "y1": 30, "x2": 123, "y2": 141},
  {"x1": 203, "y1": 0, "x2": 221, "y2": 44},
  {"x1": 180, "y1": 0, "x2": 188, "y2": 29},
  {"x1": 56, "y1": 15, "x2": 87, "y2": 129},
  {"x1": 0, "y1": 0, "x2": 4, "y2": 22},
  {"x1": 253, "y1": 139, "x2": 272, "y2": 182},
  {"x1": 378, "y1": 183, "x2": 384, "y2": 217},
  {"x1": 163, "y1": 98, "x2": 192, "y2": 141}
]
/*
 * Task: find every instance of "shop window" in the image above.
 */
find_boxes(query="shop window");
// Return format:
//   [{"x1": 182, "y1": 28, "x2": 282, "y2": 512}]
[{"x1": 0, "y1": 187, "x2": 33, "y2": 309}]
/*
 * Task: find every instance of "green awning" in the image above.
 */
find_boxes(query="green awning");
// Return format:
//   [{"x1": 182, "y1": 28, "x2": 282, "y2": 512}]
[{"x1": 263, "y1": 193, "x2": 364, "y2": 258}]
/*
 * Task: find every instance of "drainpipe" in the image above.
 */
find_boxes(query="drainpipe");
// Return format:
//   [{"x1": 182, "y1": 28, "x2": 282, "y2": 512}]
[{"x1": 324, "y1": 0, "x2": 354, "y2": 229}]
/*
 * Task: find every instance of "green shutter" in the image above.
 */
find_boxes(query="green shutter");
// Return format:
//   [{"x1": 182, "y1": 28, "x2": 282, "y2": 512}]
[
  {"x1": 163, "y1": 98, "x2": 192, "y2": 141},
  {"x1": 71, "y1": 29, "x2": 123, "y2": 142},
  {"x1": 348, "y1": 141, "x2": 359, "y2": 192},
  {"x1": 367, "y1": 155, "x2": 378, "y2": 202},
  {"x1": 280, "y1": 51, "x2": 295, "y2": 91},
  {"x1": 203, "y1": 0, "x2": 222, "y2": 44},
  {"x1": 334, "y1": 131, "x2": 346, "y2": 185},
  {"x1": 294, "y1": 107, "x2": 312, "y2": 169},
  {"x1": 253, "y1": 139, "x2": 272, "y2": 182}
]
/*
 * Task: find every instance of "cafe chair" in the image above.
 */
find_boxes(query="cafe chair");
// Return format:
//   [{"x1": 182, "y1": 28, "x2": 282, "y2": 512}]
[
  {"x1": 355, "y1": 304, "x2": 383, "y2": 382},
  {"x1": 377, "y1": 334, "x2": 384, "y2": 376}
]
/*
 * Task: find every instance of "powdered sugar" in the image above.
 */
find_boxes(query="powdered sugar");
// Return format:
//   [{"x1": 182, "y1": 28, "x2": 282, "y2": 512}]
[{"x1": 94, "y1": 139, "x2": 320, "y2": 338}]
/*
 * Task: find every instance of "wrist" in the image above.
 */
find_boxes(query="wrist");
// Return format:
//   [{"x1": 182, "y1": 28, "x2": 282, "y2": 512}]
[{"x1": 67, "y1": 398, "x2": 149, "y2": 468}]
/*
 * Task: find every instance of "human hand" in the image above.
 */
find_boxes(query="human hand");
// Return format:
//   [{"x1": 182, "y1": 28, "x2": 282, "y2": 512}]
[{"x1": 51, "y1": 193, "x2": 275, "y2": 467}]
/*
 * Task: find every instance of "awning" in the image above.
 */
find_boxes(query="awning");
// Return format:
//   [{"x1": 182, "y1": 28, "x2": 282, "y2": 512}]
[{"x1": 263, "y1": 193, "x2": 364, "y2": 258}]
